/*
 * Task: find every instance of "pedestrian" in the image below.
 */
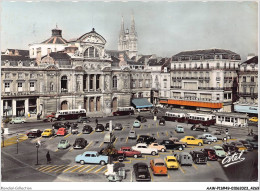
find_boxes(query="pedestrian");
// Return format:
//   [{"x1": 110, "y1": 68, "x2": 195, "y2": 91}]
[
  {"x1": 250, "y1": 129, "x2": 253, "y2": 136},
  {"x1": 46, "y1": 151, "x2": 51, "y2": 164},
  {"x1": 95, "y1": 118, "x2": 98, "y2": 125}
]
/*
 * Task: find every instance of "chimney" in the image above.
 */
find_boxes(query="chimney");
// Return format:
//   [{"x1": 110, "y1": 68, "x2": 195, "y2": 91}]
[
  {"x1": 36, "y1": 47, "x2": 42, "y2": 65},
  {"x1": 247, "y1": 53, "x2": 255, "y2": 61}
]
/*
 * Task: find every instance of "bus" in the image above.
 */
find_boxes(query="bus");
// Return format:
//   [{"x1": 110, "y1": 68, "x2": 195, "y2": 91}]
[
  {"x1": 186, "y1": 113, "x2": 216, "y2": 126},
  {"x1": 164, "y1": 112, "x2": 186, "y2": 123},
  {"x1": 55, "y1": 109, "x2": 87, "y2": 120},
  {"x1": 112, "y1": 107, "x2": 135, "y2": 116}
]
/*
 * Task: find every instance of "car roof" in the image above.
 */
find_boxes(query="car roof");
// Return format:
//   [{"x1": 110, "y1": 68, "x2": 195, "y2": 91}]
[
  {"x1": 44, "y1": 129, "x2": 52, "y2": 130},
  {"x1": 166, "y1": 156, "x2": 177, "y2": 159},
  {"x1": 30, "y1": 129, "x2": 39, "y2": 131},
  {"x1": 136, "y1": 143, "x2": 147, "y2": 146},
  {"x1": 213, "y1": 145, "x2": 222, "y2": 149},
  {"x1": 76, "y1": 138, "x2": 85, "y2": 140},
  {"x1": 58, "y1": 127, "x2": 66, "y2": 130},
  {"x1": 153, "y1": 158, "x2": 164, "y2": 163},
  {"x1": 179, "y1": 152, "x2": 191, "y2": 156},
  {"x1": 83, "y1": 151, "x2": 98, "y2": 154},
  {"x1": 134, "y1": 162, "x2": 147, "y2": 166},
  {"x1": 184, "y1": 136, "x2": 194, "y2": 138},
  {"x1": 192, "y1": 151, "x2": 204, "y2": 154},
  {"x1": 121, "y1": 147, "x2": 131, "y2": 149}
]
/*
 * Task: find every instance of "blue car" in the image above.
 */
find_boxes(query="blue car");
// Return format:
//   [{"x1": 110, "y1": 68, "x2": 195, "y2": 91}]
[
  {"x1": 75, "y1": 151, "x2": 108, "y2": 165},
  {"x1": 133, "y1": 120, "x2": 141, "y2": 128},
  {"x1": 175, "y1": 125, "x2": 184, "y2": 133}
]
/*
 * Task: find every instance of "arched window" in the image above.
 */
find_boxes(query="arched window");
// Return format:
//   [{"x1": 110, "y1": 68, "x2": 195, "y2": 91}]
[
  {"x1": 84, "y1": 47, "x2": 99, "y2": 58},
  {"x1": 112, "y1": 76, "x2": 117, "y2": 89},
  {"x1": 50, "y1": 82, "x2": 54, "y2": 91},
  {"x1": 61, "y1": 76, "x2": 67, "y2": 92}
]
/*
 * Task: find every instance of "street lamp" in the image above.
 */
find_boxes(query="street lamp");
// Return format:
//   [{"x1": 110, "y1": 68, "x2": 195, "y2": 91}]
[
  {"x1": 16, "y1": 134, "x2": 19, "y2": 154},
  {"x1": 35, "y1": 142, "x2": 40, "y2": 165}
]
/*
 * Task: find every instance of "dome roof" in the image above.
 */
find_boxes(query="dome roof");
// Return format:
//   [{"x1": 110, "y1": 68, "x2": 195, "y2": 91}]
[{"x1": 42, "y1": 27, "x2": 67, "y2": 44}]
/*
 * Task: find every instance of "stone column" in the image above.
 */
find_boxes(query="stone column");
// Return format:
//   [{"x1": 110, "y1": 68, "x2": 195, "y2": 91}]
[
  {"x1": 88, "y1": 75, "x2": 90, "y2": 91},
  {"x1": 25, "y1": 98, "x2": 29, "y2": 117},
  {"x1": 12, "y1": 99, "x2": 16, "y2": 117},
  {"x1": 93, "y1": 75, "x2": 96, "y2": 91}
]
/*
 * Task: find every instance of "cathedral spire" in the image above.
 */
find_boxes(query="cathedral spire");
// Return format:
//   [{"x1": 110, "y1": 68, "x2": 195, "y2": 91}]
[
  {"x1": 120, "y1": 16, "x2": 125, "y2": 37},
  {"x1": 130, "y1": 14, "x2": 136, "y2": 35}
]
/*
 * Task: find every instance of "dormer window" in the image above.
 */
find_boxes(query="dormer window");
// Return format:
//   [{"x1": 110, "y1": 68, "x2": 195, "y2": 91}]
[{"x1": 84, "y1": 47, "x2": 99, "y2": 58}]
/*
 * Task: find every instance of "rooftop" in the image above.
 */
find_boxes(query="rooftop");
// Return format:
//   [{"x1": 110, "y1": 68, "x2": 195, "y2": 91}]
[{"x1": 242, "y1": 56, "x2": 258, "y2": 65}]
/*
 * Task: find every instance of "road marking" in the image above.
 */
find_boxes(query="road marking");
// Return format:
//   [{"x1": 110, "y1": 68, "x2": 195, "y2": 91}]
[
  {"x1": 192, "y1": 164, "x2": 198, "y2": 170},
  {"x1": 69, "y1": 147, "x2": 74, "y2": 152},
  {"x1": 207, "y1": 163, "x2": 211, "y2": 167},
  {"x1": 63, "y1": 165, "x2": 78, "y2": 172},
  {"x1": 147, "y1": 133, "x2": 150, "y2": 136},
  {"x1": 113, "y1": 138, "x2": 118, "y2": 145},
  {"x1": 54, "y1": 166, "x2": 71, "y2": 173},
  {"x1": 125, "y1": 137, "x2": 128, "y2": 143},
  {"x1": 99, "y1": 142, "x2": 104, "y2": 148},
  {"x1": 179, "y1": 166, "x2": 185, "y2": 174},
  {"x1": 54, "y1": 149, "x2": 59, "y2": 152},
  {"x1": 102, "y1": 131, "x2": 104, "y2": 134},
  {"x1": 166, "y1": 131, "x2": 169, "y2": 137},
  {"x1": 168, "y1": 173, "x2": 170, "y2": 179},
  {"x1": 70, "y1": 165, "x2": 85, "y2": 173},
  {"x1": 157, "y1": 132, "x2": 160, "y2": 138},
  {"x1": 95, "y1": 166, "x2": 106, "y2": 173},
  {"x1": 64, "y1": 133, "x2": 71, "y2": 138},
  {"x1": 85, "y1": 141, "x2": 93, "y2": 150},
  {"x1": 85, "y1": 165, "x2": 98, "y2": 173},
  {"x1": 140, "y1": 125, "x2": 143, "y2": 129},
  {"x1": 137, "y1": 135, "x2": 140, "y2": 140},
  {"x1": 41, "y1": 165, "x2": 58, "y2": 172},
  {"x1": 90, "y1": 131, "x2": 94, "y2": 135},
  {"x1": 148, "y1": 124, "x2": 151, "y2": 128},
  {"x1": 103, "y1": 169, "x2": 108, "y2": 174},
  {"x1": 37, "y1": 165, "x2": 51, "y2": 171},
  {"x1": 160, "y1": 152, "x2": 172, "y2": 155},
  {"x1": 47, "y1": 165, "x2": 65, "y2": 172},
  {"x1": 149, "y1": 169, "x2": 154, "y2": 182},
  {"x1": 49, "y1": 136, "x2": 54, "y2": 140},
  {"x1": 78, "y1": 165, "x2": 91, "y2": 172},
  {"x1": 174, "y1": 131, "x2": 177, "y2": 135},
  {"x1": 122, "y1": 127, "x2": 125, "y2": 132},
  {"x1": 77, "y1": 132, "x2": 83, "y2": 137},
  {"x1": 132, "y1": 156, "x2": 147, "y2": 160},
  {"x1": 156, "y1": 122, "x2": 158, "y2": 127}
]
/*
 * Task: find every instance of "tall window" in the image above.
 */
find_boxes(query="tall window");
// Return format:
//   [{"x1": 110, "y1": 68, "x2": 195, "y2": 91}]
[
  {"x1": 184, "y1": 64, "x2": 186, "y2": 69},
  {"x1": 61, "y1": 76, "x2": 68, "y2": 92},
  {"x1": 195, "y1": 63, "x2": 197, "y2": 68},
  {"x1": 174, "y1": 64, "x2": 176, "y2": 69},
  {"x1": 112, "y1": 76, "x2": 117, "y2": 89},
  {"x1": 5, "y1": 82, "x2": 10, "y2": 92},
  {"x1": 243, "y1": 86, "x2": 247, "y2": 94},
  {"x1": 189, "y1": 63, "x2": 191, "y2": 69},
  {"x1": 18, "y1": 83, "x2": 23, "y2": 88},
  {"x1": 50, "y1": 82, "x2": 54, "y2": 91},
  {"x1": 250, "y1": 87, "x2": 254, "y2": 95},
  {"x1": 84, "y1": 47, "x2": 99, "y2": 58},
  {"x1": 251, "y1": 76, "x2": 254, "y2": 82},
  {"x1": 224, "y1": 63, "x2": 226, "y2": 69},
  {"x1": 30, "y1": 82, "x2": 34, "y2": 87},
  {"x1": 139, "y1": 80, "x2": 142, "y2": 88},
  {"x1": 243, "y1": 76, "x2": 246, "y2": 82},
  {"x1": 216, "y1": 63, "x2": 220, "y2": 69},
  {"x1": 206, "y1": 63, "x2": 209, "y2": 69},
  {"x1": 200, "y1": 63, "x2": 203, "y2": 69}
]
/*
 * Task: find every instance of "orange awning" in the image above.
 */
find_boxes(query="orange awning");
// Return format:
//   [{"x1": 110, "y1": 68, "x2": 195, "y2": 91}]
[{"x1": 160, "y1": 99, "x2": 223, "y2": 109}]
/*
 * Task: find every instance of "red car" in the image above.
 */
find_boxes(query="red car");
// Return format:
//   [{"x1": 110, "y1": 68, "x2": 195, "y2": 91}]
[
  {"x1": 201, "y1": 148, "x2": 218, "y2": 161},
  {"x1": 56, "y1": 128, "x2": 67, "y2": 136},
  {"x1": 117, "y1": 147, "x2": 142, "y2": 158}
]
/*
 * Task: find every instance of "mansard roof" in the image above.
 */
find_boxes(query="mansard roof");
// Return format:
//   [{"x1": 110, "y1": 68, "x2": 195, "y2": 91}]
[
  {"x1": 242, "y1": 56, "x2": 258, "y2": 65},
  {"x1": 1, "y1": 55, "x2": 30, "y2": 61},
  {"x1": 5, "y1": 49, "x2": 29, "y2": 57},
  {"x1": 42, "y1": 52, "x2": 71, "y2": 60}
]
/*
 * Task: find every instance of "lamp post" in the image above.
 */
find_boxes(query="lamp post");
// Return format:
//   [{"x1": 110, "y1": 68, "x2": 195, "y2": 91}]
[
  {"x1": 109, "y1": 120, "x2": 112, "y2": 164},
  {"x1": 16, "y1": 134, "x2": 19, "y2": 154},
  {"x1": 36, "y1": 142, "x2": 40, "y2": 165}
]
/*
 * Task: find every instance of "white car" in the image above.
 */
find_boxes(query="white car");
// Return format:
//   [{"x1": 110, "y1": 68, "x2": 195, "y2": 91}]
[
  {"x1": 132, "y1": 143, "x2": 158, "y2": 155},
  {"x1": 201, "y1": 133, "x2": 217, "y2": 142}
]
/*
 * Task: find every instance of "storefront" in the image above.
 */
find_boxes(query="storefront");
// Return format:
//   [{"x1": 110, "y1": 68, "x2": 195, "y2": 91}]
[{"x1": 215, "y1": 112, "x2": 248, "y2": 127}]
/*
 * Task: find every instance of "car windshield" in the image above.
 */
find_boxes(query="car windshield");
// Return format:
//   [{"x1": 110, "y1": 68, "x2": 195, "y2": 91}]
[
  {"x1": 216, "y1": 148, "x2": 223, "y2": 151},
  {"x1": 60, "y1": 140, "x2": 66, "y2": 144},
  {"x1": 72, "y1": 126, "x2": 78, "y2": 129},
  {"x1": 155, "y1": 163, "x2": 164, "y2": 166},
  {"x1": 168, "y1": 159, "x2": 176, "y2": 162},
  {"x1": 44, "y1": 130, "x2": 50, "y2": 132},
  {"x1": 137, "y1": 167, "x2": 147, "y2": 172}
]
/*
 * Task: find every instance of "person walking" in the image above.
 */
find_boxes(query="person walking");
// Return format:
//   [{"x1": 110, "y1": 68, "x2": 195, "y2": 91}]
[
  {"x1": 95, "y1": 118, "x2": 98, "y2": 125},
  {"x1": 46, "y1": 151, "x2": 51, "y2": 164}
]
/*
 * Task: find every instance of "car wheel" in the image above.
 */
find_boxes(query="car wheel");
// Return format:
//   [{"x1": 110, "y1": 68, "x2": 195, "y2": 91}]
[
  {"x1": 179, "y1": 147, "x2": 183, "y2": 151},
  {"x1": 80, "y1": 160, "x2": 85, "y2": 165},
  {"x1": 208, "y1": 141, "x2": 211, "y2": 145},
  {"x1": 100, "y1": 161, "x2": 106, "y2": 165},
  {"x1": 193, "y1": 128, "x2": 196, "y2": 131},
  {"x1": 213, "y1": 139, "x2": 217, "y2": 142},
  {"x1": 198, "y1": 143, "x2": 202, "y2": 146},
  {"x1": 161, "y1": 148, "x2": 166, "y2": 152},
  {"x1": 204, "y1": 129, "x2": 207, "y2": 132},
  {"x1": 151, "y1": 151, "x2": 156, "y2": 156},
  {"x1": 133, "y1": 154, "x2": 138, "y2": 158},
  {"x1": 227, "y1": 136, "x2": 231, "y2": 139},
  {"x1": 21, "y1": 121, "x2": 24, "y2": 123}
]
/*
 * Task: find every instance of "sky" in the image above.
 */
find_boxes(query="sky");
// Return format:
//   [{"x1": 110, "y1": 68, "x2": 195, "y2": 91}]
[{"x1": 0, "y1": 1, "x2": 258, "y2": 61}]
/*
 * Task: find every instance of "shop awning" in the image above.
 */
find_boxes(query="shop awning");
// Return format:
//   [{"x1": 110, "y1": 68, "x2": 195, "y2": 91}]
[{"x1": 132, "y1": 98, "x2": 153, "y2": 108}]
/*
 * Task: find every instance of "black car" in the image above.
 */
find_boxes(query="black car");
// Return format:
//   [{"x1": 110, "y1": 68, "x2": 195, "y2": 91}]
[
  {"x1": 245, "y1": 138, "x2": 258, "y2": 149},
  {"x1": 71, "y1": 123, "x2": 79, "y2": 134},
  {"x1": 82, "y1": 125, "x2": 93, "y2": 134},
  {"x1": 133, "y1": 162, "x2": 151, "y2": 181},
  {"x1": 190, "y1": 124, "x2": 208, "y2": 132},
  {"x1": 73, "y1": 138, "x2": 87, "y2": 149},
  {"x1": 64, "y1": 121, "x2": 72, "y2": 129},
  {"x1": 77, "y1": 117, "x2": 90, "y2": 123},
  {"x1": 95, "y1": 124, "x2": 105, "y2": 132},
  {"x1": 136, "y1": 135, "x2": 156, "y2": 144},
  {"x1": 190, "y1": 151, "x2": 207, "y2": 164},
  {"x1": 114, "y1": 123, "x2": 123, "y2": 130},
  {"x1": 105, "y1": 123, "x2": 114, "y2": 131},
  {"x1": 136, "y1": 115, "x2": 147, "y2": 123},
  {"x1": 52, "y1": 122, "x2": 64, "y2": 129},
  {"x1": 222, "y1": 143, "x2": 238, "y2": 154},
  {"x1": 159, "y1": 117, "x2": 165, "y2": 126},
  {"x1": 26, "y1": 129, "x2": 42, "y2": 138},
  {"x1": 160, "y1": 140, "x2": 183, "y2": 150},
  {"x1": 239, "y1": 140, "x2": 254, "y2": 151}
]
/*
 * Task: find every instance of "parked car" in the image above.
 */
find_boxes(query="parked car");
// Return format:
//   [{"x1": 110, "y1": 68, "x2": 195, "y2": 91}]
[
  {"x1": 201, "y1": 148, "x2": 218, "y2": 161},
  {"x1": 77, "y1": 116, "x2": 90, "y2": 123},
  {"x1": 245, "y1": 138, "x2": 258, "y2": 149},
  {"x1": 180, "y1": 136, "x2": 203, "y2": 146},
  {"x1": 159, "y1": 117, "x2": 165, "y2": 126},
  {"x1": 190, "y1": 124, "x2": 208, "y2": 132},
  {"x1": 222, "y1": 143, "x2": 238, "y2": 154},
  {"x1": 26, "y1": 129, "x2": 42, "y2": 138},
  {"x1": 164, "y1": 156, "x2": 179, "y2": 169},
  {"x1": 148, "y1": 142, "x2": 166, "y2": 152},
  {"x1": 10, "y1": 117, "x2": 26, "y2": 124},
  {"x1": 229, "y1": 142, "x2": 247, "y2": 153},
  {"x1": 58, "y1": 139, "x2": 70, "y2": 149},
  {"x1": 160, "y1": 140, "x2": 184, "y2": 150},
  {"x1": 136, "y1": 115, "x2": 147, "y2": 123},
  {"x1": 132, "y1": 143, "x2": 158, "y2": 155},
  {"x1": 73, "y1": 138, "x2": 87, "y2": 149},
  {"x1": 71, "y1": 124, "x2": 79, "y2": 134},
  {"x1": 63, "y1": 121, "x2": 72, "y2": 129},
  {"x1": 82, "y1": 125, "x2": 93, "y2": 134},
  {"x1": 238, "y1": 140, "x2": 254, "y2": 151},
  {"x1": 211, "y1": 130, "x2": 231, "y2": 140},
  {"x1": 128, "y1": 130, "x2": 137, "y2": 139},
  {"x1": 197, "y1": 133, "x2": 217, "y2": 142},
  {"x1": 190, "y1": 151, "x2": 207, "y2": 164},
  {"x1": 56, "y1": 128, "x2": 68, "y2": 136},
  {"x1": 52, "y1": 122, "x2": 64, "y2": 130},
  {"x1": 117, "y1": 147, "x2": 142, "y2": 158},
  {"x1": 105, "y1": 123, "x2": 114, "y2": 131},
  {"x1": 41, "y1": 129, "x2": 55, "y2": 137},
  {"x1": 136, "y1": 135, "x2": 156, "y2": 144},
  {"x1": 114, "y1": 123, "x2": 123, "y2": 130},
  {"x1": 174, "y1": 152, "x2": 193, "y2": 166},
  {"x1": 75, "y1": 151, "x2": 108, "y2": 165},
  {"x1": 169, "y1": 137, "x2": 187, "y2": 148},
  {"x1": 150, "y1": 159, "x2": 168, "y2": 176},
  {"x1": 212, "y1": 145, "x2": 226, "y2": 158},
  {"x1": 249, "y1": 117, "x2": 258, "y2": 122},
  {"x1": 104, "y1": 132, "x2": 116, "y2": 143},
  {"x1": 133, "y1": 162, "x2": 151, "y2": 181},
  {"x1": 133, "y1": 120, "x2": 141, "y2": 128},
  {"x1": 95, "y1": 124, "x2": 104, "y2": 132},
  {"x1": 175, "y1": 125, "x2": 184, "y2": 133}
]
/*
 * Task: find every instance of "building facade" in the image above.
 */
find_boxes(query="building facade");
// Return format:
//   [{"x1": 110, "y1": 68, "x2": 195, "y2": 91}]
[
  {"x1": 234, "y1": 56, "x2": 258, "y2": 116},
  {"x1": 160, "y1": 49, "x2": 241, "y2": 112}
]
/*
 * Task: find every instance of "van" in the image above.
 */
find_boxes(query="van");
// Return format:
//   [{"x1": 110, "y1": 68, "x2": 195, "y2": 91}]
[
  {"x1": 174, "y1": 152, "x2": 193, "y2": 166},
  {"x1": 104, "y1": 132, "x2": 116, "y2": 143}
]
